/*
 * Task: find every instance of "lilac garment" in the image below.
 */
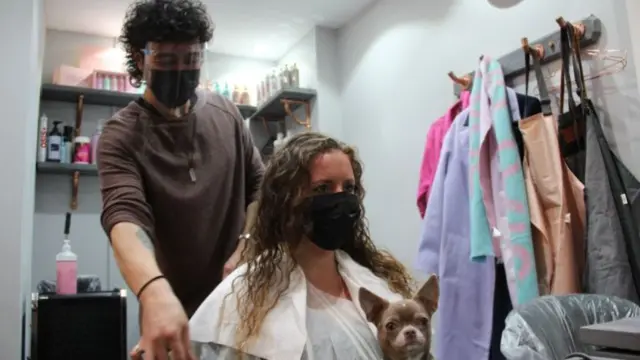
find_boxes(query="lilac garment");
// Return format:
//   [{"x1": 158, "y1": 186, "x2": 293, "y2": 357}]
[{"x1": 416, "y1": 108, "x2": 495, "y2": 360}]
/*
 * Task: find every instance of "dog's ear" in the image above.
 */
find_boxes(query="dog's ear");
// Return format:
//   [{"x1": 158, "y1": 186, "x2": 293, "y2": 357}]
[
  {"x1": 414, "y1": 274, "x2": 439, "y2": 316},
  {"x1": 358, "y1": 287, "x2": 389, "y2": 324}
]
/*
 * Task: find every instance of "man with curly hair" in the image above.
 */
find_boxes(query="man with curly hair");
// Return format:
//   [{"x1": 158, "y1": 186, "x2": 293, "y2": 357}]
[{"x1": 96, "y1": 0, "x2": 264, "y2": 359}]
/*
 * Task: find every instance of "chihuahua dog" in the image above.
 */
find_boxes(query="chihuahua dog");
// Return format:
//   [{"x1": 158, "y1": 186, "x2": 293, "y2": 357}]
[{"x1": 359, "y1": 275, "x2": 439, "y2": 360}]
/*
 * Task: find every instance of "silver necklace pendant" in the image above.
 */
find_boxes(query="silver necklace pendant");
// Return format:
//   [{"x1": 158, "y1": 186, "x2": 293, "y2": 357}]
[{"x1": 189, "y1": 168, "x2": 197, "y2": 182}]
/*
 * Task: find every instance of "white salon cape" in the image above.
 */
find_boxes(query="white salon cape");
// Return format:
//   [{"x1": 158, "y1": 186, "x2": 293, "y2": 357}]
[{"x1": 189, "y1": 250, "x2": 401, "y2": 360}]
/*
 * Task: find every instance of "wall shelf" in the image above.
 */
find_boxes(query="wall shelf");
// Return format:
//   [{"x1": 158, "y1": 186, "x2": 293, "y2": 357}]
[
  {"x1": 37, "y1": 84, "x2": 261, "y2": 209},
  {"x1": 237, "y1": 104, "x2": 257, "y2": 119},
  {"x1": 40, "y1": 83, "x2": 257, "y2": 118},
  {"x1": 41, "y1": 84, "x2": 137, "y2": 107},
  {"x1": 36, "y1": 162, "x2": 98, "y2": 176},
  {"x1": 251, "y1": 88, "x2": 316, "y2": 120}
]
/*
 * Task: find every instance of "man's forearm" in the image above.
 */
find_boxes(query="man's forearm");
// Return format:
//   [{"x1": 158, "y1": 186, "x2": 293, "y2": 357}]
[
  {"x1": 110, "y1": 222, "x2": 166, "y2": 296},
  {"x1": 242, "y1": 201, "x2": 259, "y2": 234},
  {"x1": 236, "y1": 201, "x2": 258, "y2": 251}
]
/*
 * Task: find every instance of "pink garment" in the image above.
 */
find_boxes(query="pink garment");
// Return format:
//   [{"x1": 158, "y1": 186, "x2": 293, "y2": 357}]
[{"x1": 416, "y1": 91, "x2": 470, "y2": 217}]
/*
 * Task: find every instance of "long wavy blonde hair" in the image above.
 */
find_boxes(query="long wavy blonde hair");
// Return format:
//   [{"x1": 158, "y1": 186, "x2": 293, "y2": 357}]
[{"x1": 230, "y1": 132, "x2": 414, "y2": 349}]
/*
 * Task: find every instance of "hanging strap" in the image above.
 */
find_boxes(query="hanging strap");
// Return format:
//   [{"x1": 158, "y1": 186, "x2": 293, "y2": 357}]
[
  {"x1": 524, "y1": 46, "x2": 552, "y2": 116},
  {"x1": 560, "y1": 26, "x2": 580, "y2": 115},
  {"x1": 559, "y1": 24, "x2": 587, "y2": 155}
]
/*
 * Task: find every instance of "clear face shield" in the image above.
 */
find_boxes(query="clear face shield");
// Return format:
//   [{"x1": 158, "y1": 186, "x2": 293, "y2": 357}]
[{"x1": 142, "y1": 42, "x2": 205, "y2": 108}]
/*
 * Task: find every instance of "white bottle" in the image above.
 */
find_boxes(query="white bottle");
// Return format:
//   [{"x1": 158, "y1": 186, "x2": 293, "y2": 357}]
[
  {"x1": 284, "y1": 129, "x2": 293, "y2": 143},
  {"x1": 273, "y1": 132, "x2": 284, "y2": 151},
  {"x1": 38, "y1": 114, "x2": 48, "y2": 162}
]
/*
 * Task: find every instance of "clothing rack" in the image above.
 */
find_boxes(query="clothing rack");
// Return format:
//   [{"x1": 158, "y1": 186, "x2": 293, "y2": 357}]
[{"x1": 452, "y1": 14, "x2": 602, "y2": 95}]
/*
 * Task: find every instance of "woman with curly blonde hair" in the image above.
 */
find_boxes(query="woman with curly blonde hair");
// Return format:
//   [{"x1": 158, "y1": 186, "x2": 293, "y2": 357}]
[{"x1": 190, "y1": 132, "x2": 414, "y2": 360}]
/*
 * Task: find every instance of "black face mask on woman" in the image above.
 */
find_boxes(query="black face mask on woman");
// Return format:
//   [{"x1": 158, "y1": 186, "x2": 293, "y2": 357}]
[
  {"x1": 149, "y1": 69, "x2": 200, "y2": 108},
  {"x1": 305, "y1": 192, "x2": 360, "y2": 250}
]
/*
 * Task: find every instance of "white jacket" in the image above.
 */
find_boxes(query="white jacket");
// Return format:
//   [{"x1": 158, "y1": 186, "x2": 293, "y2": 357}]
[{"x1": 189, "y1": 250, "x2": 402, "y2": 360}]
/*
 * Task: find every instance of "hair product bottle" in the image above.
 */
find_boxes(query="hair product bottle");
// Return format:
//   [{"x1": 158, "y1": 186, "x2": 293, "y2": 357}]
[
  {"x1": 289, "y1": 63, "x2": 300, "y2": 88},
  {"x1": 38, "y1": 114, "x2": 48, "y2": 162},
  {"x1": 222, "y1": 82, "x2": 231, "y2": 99},
  {"x1": 270, "y1": 70, "x2": 279, "y2": 94},
  {"x1": 63, "y1": 126, "x2": 74, "y2": 164},
  {"x1": 280, "y1": 65, "x2": 290, "y2": 89},
  {"x1": 56, "y1": 212, "x2": 77, "y2": 295},
  {"x1": 47, "y1": 121, "x2": 63, "y2": 162}
]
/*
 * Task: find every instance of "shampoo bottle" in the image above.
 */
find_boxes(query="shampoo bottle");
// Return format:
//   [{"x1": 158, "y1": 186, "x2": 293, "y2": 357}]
[
  {"x1": 232, "y1": 85, "x2": 240, "y2": 104},
  {"x1": 59, "y1": 133, "x2": 67, "y2": 164},
  {"x1": 38, "y1": 114, "x2": 48, "y2": 162},
  {"x1": 280, "y1": 66, "x2": 290, "y2": 89},
  {"x1": 63, "y1": 126, "x2": 74, "y2": 164},
  {"x1": 222, "y1": 82, "x2": 231, "y2": 99},
  {"x1": 56, "y1": 212, "x2": 77, "y2": 295},
  {"x1": 290, "y1": 63, "x2": 300, "y2": 88},
  {"x1": 47, "y1": 121, "x2": 63, "y2": 162},
  {"x1": 270, "y1": 70, "x2": 279, "y2": 94}
]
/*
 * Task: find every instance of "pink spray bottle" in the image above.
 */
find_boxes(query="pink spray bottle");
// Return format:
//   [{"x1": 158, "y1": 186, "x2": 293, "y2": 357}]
[{"x1": 56, "y1": 212, "x2": 77, "y2": 295}]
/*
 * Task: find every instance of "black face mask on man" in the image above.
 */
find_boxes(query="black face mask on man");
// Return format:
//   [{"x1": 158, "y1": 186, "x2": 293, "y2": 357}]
[
  {"x1": 149, "y1": 69, "x2": 200, "y2": 108},
  {"x1": 305, "y1": 192, "x2": 360, "y2": 251}
]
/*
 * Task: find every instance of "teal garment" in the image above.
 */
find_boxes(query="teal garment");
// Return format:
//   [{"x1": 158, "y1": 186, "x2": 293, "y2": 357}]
[{"x1": 467, "y1": 56, "x2": 539, "y2": 306}]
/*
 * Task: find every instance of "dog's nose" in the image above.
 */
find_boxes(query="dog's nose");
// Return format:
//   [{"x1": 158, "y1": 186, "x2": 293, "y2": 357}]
[{"x1": 404, "y1": 329, "x2": 417, "y2": 340}]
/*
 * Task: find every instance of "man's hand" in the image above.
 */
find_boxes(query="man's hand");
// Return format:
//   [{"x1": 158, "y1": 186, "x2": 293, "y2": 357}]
[
  {"x1": 138, "y1": 279, "x2": 194, "y2": 360},
  {"x1": 130, "y1": 342, "x2": 144, "y2": 359},
  {"x1": 222, "y1": 248, "x2": 242, "y2": 279},
  {"x1": 223, "y1": 234, "x2": 248, "y2": 279}
]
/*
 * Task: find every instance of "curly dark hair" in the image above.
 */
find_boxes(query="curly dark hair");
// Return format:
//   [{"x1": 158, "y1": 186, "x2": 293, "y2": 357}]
[
  {"x1": 119, "y1": 0, "x2": 214, "y2": 87},
  {"x1": 230, "y1": 132, "x2": 414, "y2": 349}
]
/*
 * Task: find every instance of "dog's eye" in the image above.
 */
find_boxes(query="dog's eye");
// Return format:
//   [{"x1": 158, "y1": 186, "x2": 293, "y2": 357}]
[
  {"x1": 385, "y1": 322, "x2": 397, "y2": 331},
  {"x1": 416, "y1": 317, "x2": 429, "y2": 327}
]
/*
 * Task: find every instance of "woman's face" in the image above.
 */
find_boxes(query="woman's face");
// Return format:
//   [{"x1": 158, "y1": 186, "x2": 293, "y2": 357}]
[
  {"x1": 308, "y1": 149, "x2": 356, "y2": 195},
  {"x1": 294, "y1": 149, "x2": 357, "y2": 257}
]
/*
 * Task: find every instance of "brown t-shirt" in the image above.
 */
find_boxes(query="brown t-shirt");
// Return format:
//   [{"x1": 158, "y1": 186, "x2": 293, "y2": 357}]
[{"x1": 97, "y1": 89, "x2": 264, "y2": 316}]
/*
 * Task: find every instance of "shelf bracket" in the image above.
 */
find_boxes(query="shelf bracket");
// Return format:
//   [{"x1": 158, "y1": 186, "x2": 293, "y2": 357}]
[
  {"x1": 71, "y1": 171, "x2": 80, "y2": 210},
  {"x1": 75, "y1": 94, "x2": 84, "y2": 137},
  {"x1": 281, "y1": 99, "x2": 311, "y2": 130}
]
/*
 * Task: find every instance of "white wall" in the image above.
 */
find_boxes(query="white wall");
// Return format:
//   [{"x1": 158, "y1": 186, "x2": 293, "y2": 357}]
[
  {"x1": 278, "y1": 28, "x2": 318, "y2": 90},
  {"x1": 315, "y1": 27, "x2": 343, "y2": 140},
  {"x1": 43, "y1": 30, "x2": 116, "y2": 83},
  {"x1": 624, "y1": 0, "x2": 640, "y2": 110},
  {"x1": 273, "y1": 28, "x2": 320, "y2": 138},
  {"x1": 252, "y1": 26, "x2": 342, "y2": 144},
  {"x1": 338, "y1": 0, "x2": 639, "y2": 274},
  {"x1": 0, "y1": 0, "x2": 44, "y2": 358}
]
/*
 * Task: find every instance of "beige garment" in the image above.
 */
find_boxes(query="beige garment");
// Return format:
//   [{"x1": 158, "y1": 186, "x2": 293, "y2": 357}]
[{"x1": 520, "y1": 112, "x2": 586, "y2": 295}]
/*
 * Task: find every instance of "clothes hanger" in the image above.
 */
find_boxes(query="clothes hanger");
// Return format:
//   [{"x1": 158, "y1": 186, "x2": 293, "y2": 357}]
[
  {"x1": 546, "y1": 48, "x2": 627, "y2": 94},
  {"x1": 583, "y1": 48, "x2": 628, "y2": 79}
]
